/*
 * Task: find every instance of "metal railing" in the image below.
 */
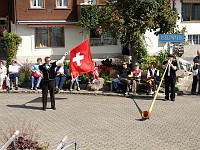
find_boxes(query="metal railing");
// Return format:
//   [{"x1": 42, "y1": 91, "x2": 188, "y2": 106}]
[
  {"x1": 1, "y1": 131, "x2": 79, "y2": 150},
  {"x1": 56, "y1": 136, "x2": 79, "y2": 150},
  {"x1": 0, "y1": 130, "x2": 19, "y2": 150}
]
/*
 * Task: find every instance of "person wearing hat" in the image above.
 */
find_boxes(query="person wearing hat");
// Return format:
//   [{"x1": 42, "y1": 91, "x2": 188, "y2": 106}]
[
  {"x1": 126, "y1": 62, "x2": 142, "y2": 95},
  {"x1": 112, "y1": 61, "x2": 130, "y2": 93},
  {"x1": 163, "y1": 54, "x2": 177, "y2": 101},
  {"x1": 191, "y1": 49, "x2": 200, "y2": 95}
]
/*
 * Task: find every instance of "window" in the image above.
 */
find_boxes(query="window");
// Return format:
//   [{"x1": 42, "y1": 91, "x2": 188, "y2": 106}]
[
  {"x1": 31, "y1": 0, "x2": 44, "y2": 8},
  {"x1": 56, "y1": 0, "x2": 69, "y2": 8},
  {"x1": 182, "y1": 3, "x2": 200, "y2": 21},
  {"x1": 84, "y1": 0, "x2": 96, "y2": 4},
  {"x1": 35, "y1": 27, "x2": 64, "y2": 48},
  {"x1": 90, "y1": 28, "x2": 117, "y2": 46},
  {"x1": 188, "y1": 35, "x2": 200, "y2": 44}
]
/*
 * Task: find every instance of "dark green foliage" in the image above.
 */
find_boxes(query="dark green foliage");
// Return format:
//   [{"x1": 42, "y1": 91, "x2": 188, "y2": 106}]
[
  {"x1": 19, "y1": 71, "x2": 31, "y2": 87},
  {"x1": 18, "y1": 60, "x2": 32, "y2": 87},
  {"x1": 79, "y1": 0, "x2": 178, "y2": 65},
  {"x1": 79, "y1": 74, "x2": 89, "y2": 84},
  {"x1": 4, "y1": 32, "x2": 22, "y2": 67}
]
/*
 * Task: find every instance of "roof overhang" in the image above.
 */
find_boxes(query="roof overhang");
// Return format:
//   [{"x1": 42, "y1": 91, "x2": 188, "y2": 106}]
[{"x1": 16, "y1": 20, "x2": 79, "y2": 27}]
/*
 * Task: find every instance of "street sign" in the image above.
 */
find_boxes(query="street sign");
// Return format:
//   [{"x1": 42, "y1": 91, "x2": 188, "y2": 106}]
[{"x1": 158, "y1": 34, "x2": 184, "y2": 43}]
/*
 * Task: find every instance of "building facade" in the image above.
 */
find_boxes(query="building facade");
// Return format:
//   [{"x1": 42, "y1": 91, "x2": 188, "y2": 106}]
[
  {"x1": 146, "y1": 0, "x2": 200, "y2": 56},
  {"x1": 9, "y1": 0, "x2": 121, "y2": 62},
  {"x1": 1, "y1": 0, "x2": 200, "y2": 62}
]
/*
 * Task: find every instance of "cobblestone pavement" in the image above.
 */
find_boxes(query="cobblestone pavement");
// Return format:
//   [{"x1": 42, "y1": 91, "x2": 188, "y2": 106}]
[{"x1": 0, "y1": 93, "x2": 199, "y2": 150}]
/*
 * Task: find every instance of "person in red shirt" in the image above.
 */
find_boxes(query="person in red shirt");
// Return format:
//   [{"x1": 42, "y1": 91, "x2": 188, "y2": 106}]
[
  {"x1": 126, "y1": 62, "x2": 142, "y2": 95},
  {"x1": 89, "y1": 61, "x2": 99, "y2": 84}
]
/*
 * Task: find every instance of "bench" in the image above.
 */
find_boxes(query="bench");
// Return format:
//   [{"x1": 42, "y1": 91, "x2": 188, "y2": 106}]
[
  {"x1": 137, "y1": 71, "x2": 148, "y2": 92},
  {"x1": 105, "y1": 71, "x2": 148, "y2": 92}
]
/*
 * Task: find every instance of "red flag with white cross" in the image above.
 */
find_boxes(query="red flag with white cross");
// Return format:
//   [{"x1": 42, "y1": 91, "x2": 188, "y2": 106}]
[{"x1": 70, "y1": 39, "x2": 94, "y2": 78}]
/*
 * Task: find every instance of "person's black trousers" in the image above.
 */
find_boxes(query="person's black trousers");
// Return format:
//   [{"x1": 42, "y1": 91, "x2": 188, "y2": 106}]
[
  {"x1": 165, "y1": 76, "x2": 176, "y2": 100},
  {"x1": 42, "y1": 80, "x2": 55, "y2": 109},
  {"x1": 191, "y1": 76, "x2": 200, "y2": 94}
]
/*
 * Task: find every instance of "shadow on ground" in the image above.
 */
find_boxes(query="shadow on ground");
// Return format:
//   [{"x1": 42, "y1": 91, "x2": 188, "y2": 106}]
[{"x1": 6, "y1": 97, "x2": 67, "y2": 110}]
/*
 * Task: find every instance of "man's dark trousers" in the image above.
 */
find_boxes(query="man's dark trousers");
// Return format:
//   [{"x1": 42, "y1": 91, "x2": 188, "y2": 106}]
[
  {"x1": 191, "y1": 76, "x2": 200, "y2": 94},
  {"x1": 165, "y1": 76, "x2": 176, "y2": 100},
  {"x1": 42, "y1": 80, "x2": 55, "y2": 109}
]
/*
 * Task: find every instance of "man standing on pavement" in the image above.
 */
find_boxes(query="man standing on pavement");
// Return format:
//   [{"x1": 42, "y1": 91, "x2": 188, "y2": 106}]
[
  {"x1": 163, "y1": 54, "x2": 177, "y2": 101},
  {"x1": 191, "y1": 49, "x2": 200, "y2": 95},
  {"x1": 39, "y1": 52, "x2": 68, "y2": 111}
]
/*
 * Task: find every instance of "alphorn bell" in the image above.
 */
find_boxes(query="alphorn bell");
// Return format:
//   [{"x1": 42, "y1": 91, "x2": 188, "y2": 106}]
[{"x1": 142, "y1": 62, "x2": 170, "y2": 119}]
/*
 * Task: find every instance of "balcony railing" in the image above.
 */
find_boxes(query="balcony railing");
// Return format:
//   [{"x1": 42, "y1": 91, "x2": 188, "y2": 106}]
[{"x1": 90, "y1": 38, "x2": 117, "y2": 46}]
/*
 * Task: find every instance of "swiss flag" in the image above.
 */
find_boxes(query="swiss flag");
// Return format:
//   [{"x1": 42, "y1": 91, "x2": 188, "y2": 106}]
[{"x1": 70, "y1": 39, "x2": 94, "y2": 78}]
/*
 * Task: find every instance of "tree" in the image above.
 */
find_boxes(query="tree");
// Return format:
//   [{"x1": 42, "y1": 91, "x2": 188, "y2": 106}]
[
  {"x1": 4, "y1": 32, "x2": 22, "y2": 67},
  {"x1": 79, "y1": 0, "x2": 178, "y2": 65}
]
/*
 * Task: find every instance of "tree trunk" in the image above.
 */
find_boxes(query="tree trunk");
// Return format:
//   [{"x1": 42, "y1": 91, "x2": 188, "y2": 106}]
[{"x1": 130, "y1": 41, "x2": 138, "y2": 69}]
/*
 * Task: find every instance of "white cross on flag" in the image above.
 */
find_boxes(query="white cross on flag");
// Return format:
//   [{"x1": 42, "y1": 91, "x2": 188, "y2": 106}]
[{"x1": 70, "y1": 39, "x2": 94, "y2": 78}]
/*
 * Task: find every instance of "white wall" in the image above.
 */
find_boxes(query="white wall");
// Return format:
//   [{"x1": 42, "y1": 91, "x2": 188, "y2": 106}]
[
  {"x1": 145, "y1": 0, "x2": 200, "y2": 55},
  {"x1": 145, "y1": 31, "x2": 167, "y2": 55},
  {"x1": 12, "y1": 24, "x2": 122, "y2": 63},
  {"x1": 176, "y1": 0, "x2": 200, "y2": 35}
]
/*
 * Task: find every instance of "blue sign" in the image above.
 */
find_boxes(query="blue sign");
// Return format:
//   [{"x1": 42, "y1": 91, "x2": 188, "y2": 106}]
[{"x1": 158, "y1": 34, "x2": 184, "y2": 43}]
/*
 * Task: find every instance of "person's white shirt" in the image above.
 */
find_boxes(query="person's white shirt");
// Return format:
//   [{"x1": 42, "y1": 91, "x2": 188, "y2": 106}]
[
  {"x1": 147, "y1": 68, "x2": 159, "y2": 78},
  {"x1": 58, "y1": 66, "x2": 64, "y2": 74},
  {"x1": 8, "y1": 65, "x2": 20, "y2": 73},
  {"x1": 0, "y1": 65, "x2": 7, "y2": 75}
]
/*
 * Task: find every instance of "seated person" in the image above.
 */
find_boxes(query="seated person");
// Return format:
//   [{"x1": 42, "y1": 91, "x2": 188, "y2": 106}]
[
  {"x1": 89, "y1": 61, "x2": 99, "y2": 84},
  {"x1": 0, "y1": 60, "x2": 7, "y2": 90},
  {"x1": 146, "y1": 62, "x2": 160, "y2": 95},
  {"x1": 70, "y1": 73, "x2": 80, "y2": 91},
  {"x1": 55, "y1": 62, "x2": 68, "y2": 92},
  {"x1": 126, "y1": 62, "x2": 142, "y2": 95},
  {"x1": 6, "y1": 60, "x2": 23, "y2": 90},
  {"x1": 112, "y1": 62, "x2": 130, "y2": 93},
  {"x1": 31, "y1": 58, "x2": 42, "y2": 90}
]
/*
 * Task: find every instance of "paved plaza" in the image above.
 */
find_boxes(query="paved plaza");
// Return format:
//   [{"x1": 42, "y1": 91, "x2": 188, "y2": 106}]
[{"x1": 0, "y1": 93, "x2": 199, "y2": 150}]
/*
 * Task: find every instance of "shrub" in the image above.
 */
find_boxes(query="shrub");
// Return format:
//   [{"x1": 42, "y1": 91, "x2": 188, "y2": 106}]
[
  {"x1": 4, "y1": 32, "x2": 22, "y2": 67},
  {"x1": 18, "y1": 59, "x2": 32, "y2": 87},
  {"x1": 0, "y1": 120, "x2": 49, "y2": 150},
  {"x1": 140, "y1": 54, "x2": 157, "y2": 71},
  {"x1": 79, "y1": 74, "x2": 89, "y2": 84}
]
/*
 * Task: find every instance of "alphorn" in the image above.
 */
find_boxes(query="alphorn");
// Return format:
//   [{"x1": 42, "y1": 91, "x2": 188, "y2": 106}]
[{"x1": 142, "y1": 62, "x2": 170, "y2": 119}]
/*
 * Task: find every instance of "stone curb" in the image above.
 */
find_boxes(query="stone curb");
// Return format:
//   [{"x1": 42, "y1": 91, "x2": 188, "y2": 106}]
[
  {"x1": 0, "y1": 88, "x2": 169, "y2": 99},
  {"x1": 0, "y1": 88, "x2": 186, "y2": 99}
]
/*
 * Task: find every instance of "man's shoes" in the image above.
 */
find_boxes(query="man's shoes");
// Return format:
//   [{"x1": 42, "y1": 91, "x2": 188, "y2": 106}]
[
  {"x1": 164, "y1": 97, "x2": 169, "y2": 101},
  {"x1": 171, "y1": 98, "x2": 175, "y2": 101},
  {"x1": 7, "y1": 87, "x2": 10, "y2": 91},
  {"x1": 125, "y1": 92, "x2": 129, "y2": 95},
  {"x1": 42, "y1": 108, "x2": 46, "y2": 111},
  {"x1": 15, "y1": 87, "x2": 18, "y2": 90},
  {"x1": 191, "y1": 92, "x2": 196, "y2": 95},
  {"x1": 55, "y1": 87, "x2": 59, "y2": 94},
  {"x1": 51, "y1": 107, "x2": 56, "y2": 110}
]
